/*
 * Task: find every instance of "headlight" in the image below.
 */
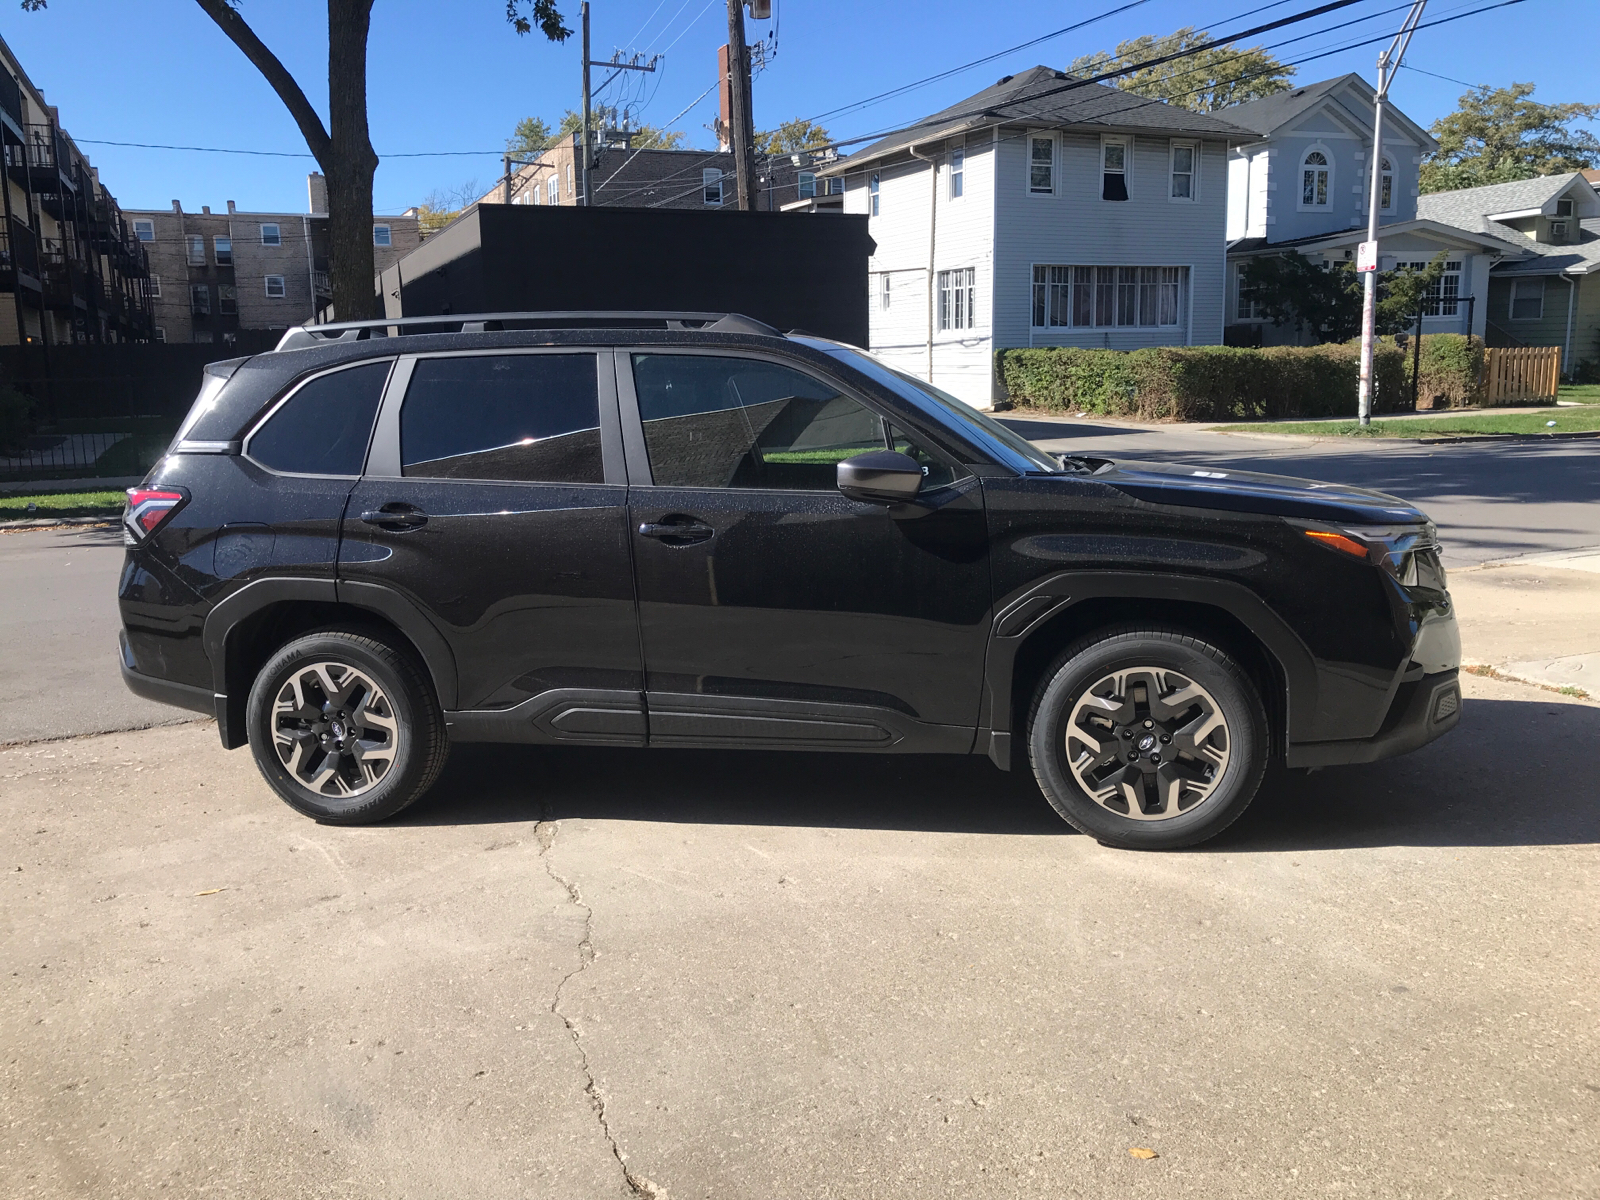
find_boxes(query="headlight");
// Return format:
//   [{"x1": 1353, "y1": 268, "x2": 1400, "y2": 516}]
[{"x1": 1302, "y1": 522, "x2": 1444, "y2": 588}]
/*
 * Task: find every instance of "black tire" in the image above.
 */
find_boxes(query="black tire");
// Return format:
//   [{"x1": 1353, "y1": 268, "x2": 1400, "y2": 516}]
[
  {"x1": 1026, "y1": 626, "x2": 1268, "y2": 850},
  {"x1": 246, "y1": 628, "x2": 449, "y2": 824}
]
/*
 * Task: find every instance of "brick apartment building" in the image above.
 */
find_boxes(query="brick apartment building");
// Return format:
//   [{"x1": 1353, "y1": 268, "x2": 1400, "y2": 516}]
[
  {"x1": 125, "y1": 173, "x2": 420, "y2": 343},
  {"x1": 1, "y1": 34, "x2": 154, "y2": 345}
]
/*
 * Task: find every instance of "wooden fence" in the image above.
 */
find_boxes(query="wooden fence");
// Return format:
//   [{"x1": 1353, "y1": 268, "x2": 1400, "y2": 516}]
[{"x1": 1484, "y1": 346, "x2": 1562, "y2": 405}]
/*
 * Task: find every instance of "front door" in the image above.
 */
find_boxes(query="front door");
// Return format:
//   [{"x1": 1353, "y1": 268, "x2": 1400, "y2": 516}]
[
  {"x1": 618, "y1": 349, "x2": 991, "y2": 751},
  {"x1": 340, "y1": 349, "x2": 643, "y2": 739}
]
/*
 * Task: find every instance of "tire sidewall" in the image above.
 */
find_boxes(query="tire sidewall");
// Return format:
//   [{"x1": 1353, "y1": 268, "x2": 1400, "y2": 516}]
[
  {"x1": 1029, "y1": 631, "x2": 1267, "y2": 850},
  {"x1": 246, "y1": 632, "x2": 431, "y2": 823}
]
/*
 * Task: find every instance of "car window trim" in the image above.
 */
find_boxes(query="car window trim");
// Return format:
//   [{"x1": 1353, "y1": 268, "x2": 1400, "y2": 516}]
[
  {"x1": 612, "y1": 345, "x2": 968, "y2": 492},
  {"x1": 364, "y1": 347, "x2": 624, "y2": 486},
  {"x1": 242, "y1": 357, "x2": 397, "y2": 481}
]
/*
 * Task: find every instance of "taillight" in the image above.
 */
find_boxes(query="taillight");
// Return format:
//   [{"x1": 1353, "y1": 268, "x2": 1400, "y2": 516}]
[{"x1": 123, "y1": 487, "x2": 188, "y2": 544}]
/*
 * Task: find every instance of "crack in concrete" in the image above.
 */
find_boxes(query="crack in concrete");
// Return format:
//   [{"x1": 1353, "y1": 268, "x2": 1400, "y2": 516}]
[{"x1": 535, "y1": 815, "x2": 665, "y2": 1200}]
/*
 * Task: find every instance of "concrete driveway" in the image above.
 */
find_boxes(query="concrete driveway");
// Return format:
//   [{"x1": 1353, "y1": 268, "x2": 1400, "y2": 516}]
[{"x1": 3, "y1": 670, "x2": 1596, "y2": 1200}]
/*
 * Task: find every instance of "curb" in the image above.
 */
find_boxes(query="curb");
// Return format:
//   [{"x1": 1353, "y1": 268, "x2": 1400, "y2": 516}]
[
  {"x1": 1205, "y1": 429, "x2": 1600, "y2": 446},
  {"x1": 1462, "y1": 662, "x2": 1594, "y2": 702},
  {"x1": 0, "y1": 515, "x2": 118, "y2": 532}
]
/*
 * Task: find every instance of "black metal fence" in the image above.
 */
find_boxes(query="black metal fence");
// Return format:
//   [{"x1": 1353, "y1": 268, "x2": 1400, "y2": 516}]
[{"x1": 0, "y1": 430, "x2": 153, "y2": 484}]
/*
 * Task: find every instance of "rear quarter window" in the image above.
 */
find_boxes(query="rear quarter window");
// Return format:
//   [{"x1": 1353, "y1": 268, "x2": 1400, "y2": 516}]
[{"x1": 247, "y1": 360, "x2": 392, "y2": 476}]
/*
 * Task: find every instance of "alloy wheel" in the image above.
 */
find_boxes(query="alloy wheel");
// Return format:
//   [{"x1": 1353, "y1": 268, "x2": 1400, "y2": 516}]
[
  {"x1": 1063, "y1": 667, "x2": 1230, "y2": 822},
  {"x1": 271, "y1": 661, "x2": 400, "y2": 798}
]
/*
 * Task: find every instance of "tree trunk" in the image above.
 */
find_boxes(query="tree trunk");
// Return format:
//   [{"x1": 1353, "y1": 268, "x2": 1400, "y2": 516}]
[{"x1": 326, "y1": 0, "x2": 380, "y2": 321}]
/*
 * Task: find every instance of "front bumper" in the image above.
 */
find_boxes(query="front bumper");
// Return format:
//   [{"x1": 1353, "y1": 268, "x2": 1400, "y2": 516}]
[{"x1": 1287, "y1": 668, "x2": 1462, "y2": 768}]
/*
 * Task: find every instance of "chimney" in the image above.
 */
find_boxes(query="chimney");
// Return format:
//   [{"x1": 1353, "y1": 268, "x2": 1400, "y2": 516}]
[
  {"x1": 171, "y1": 200, "x2": 182, "y2": 213},
  {"x1": 226, "y1": 200, "x2": 236, "y2": 214},
  {"x1": 202, "y1": 205, "x2": 211, "y2": 215},
  {"x1": 308, "y1": 172, "x2": 328, "y2": 215}
]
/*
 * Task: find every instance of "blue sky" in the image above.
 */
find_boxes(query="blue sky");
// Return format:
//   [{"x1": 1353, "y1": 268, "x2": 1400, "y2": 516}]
[{"x1": 2, "y1": 0, "x2": 1592, "y2": 215}]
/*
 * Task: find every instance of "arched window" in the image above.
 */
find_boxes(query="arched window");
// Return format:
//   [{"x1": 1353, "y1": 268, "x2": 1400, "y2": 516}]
[
  {"x1": 1301, "y1": 149, "x2": 1331, "y2": 207},
  {"x1": 1379, "y1": 156, "x2": 1394, "y2": 210}
]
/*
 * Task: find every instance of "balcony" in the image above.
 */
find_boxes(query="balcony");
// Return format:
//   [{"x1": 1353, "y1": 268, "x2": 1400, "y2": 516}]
[
  {"x1": 0, "y1": 69, "x2": 22, "y2": 134},
  {"x1": 0, "y1": 215, "x2": 39, "y2": 281},
  {"x1": 312, "y1": 270, "x2": 331, "y2": 297}
]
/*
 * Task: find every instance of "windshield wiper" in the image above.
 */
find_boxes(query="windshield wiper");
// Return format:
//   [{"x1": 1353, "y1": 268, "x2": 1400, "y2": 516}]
[{"x1": 1058, "y1": 454, "x2": 1116, "y2": 475}]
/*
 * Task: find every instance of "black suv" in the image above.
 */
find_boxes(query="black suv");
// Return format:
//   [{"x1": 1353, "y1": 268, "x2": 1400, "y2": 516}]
[{"x1": 118, "y1": 312, "x2": 1461, "y2": 849}]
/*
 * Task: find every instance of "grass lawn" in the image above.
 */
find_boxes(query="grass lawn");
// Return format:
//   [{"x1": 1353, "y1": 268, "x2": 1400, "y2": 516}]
[
  {"x1": 1559, "y1": 383, "x2": 1600, "y2": 404},
  {"x1": 0, "y1": 490, "x2": 126, "y2": 520},
  {"x1": 1213, "y1": 407, "x2": 1600, "y2": 439}
]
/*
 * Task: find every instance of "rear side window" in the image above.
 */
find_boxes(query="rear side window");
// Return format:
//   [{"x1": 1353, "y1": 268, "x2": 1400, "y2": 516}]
[
  {"x1": 400, "y1": 354, "x2": 602, "y2": 483},
  {"x1": 632, "y1": 354, "x2": 885, "y2": 489},
  {"x1": 249, "y1": 361, "x2": 390, "y2": 476}
]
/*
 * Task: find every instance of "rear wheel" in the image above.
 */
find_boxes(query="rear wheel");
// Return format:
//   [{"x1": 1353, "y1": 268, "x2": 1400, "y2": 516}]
[
  {"x1": 246, "y1": 629, "x2": 448, "y2": 824},
  {"x1": 1027, "y1": 627, "x2": 1268, "y2": 850}
]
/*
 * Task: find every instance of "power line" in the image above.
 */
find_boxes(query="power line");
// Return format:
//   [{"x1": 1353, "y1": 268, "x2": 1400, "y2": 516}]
[{"x1": 1400, "y1": 61, "x2": 1484, "y2": 88}]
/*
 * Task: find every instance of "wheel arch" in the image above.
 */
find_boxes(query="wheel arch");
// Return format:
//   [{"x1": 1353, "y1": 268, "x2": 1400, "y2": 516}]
[
  {"x1": 984, "y1": 572, "x2": 1318, "y2": 766},
  {"x1": 203, "y1": 578, "x2": 459, "y2": 749}
]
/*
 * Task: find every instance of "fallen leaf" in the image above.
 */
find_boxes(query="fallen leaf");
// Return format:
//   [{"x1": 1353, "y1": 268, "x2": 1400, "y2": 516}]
[
  {"x1": 1129, "y1": 1147, "x2": 1159, "y2": 1160},
  {"x1": 195, "y1": 888, "x2": 225, "y2": 897}
]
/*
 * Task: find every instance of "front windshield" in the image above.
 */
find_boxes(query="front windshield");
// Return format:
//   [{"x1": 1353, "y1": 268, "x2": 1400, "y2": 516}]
[{"x1": 807, "y1": 342, "x2": 1062, "y2": 473}]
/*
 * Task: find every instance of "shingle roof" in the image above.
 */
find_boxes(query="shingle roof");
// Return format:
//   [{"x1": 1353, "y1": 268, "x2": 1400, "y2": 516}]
[
  {"x1": 1486, "y1": 219, "x2": 1600, "y2": 275},
  {"x1": 824, "y1": 65, "x2": 1252, "y2": 173},
  {"x1": 1417, "y1": 173, "x2": 1588, "y2": 228},
  {"x1": 1216, "y1": 74, "x2": 1354, "y2": 135}
]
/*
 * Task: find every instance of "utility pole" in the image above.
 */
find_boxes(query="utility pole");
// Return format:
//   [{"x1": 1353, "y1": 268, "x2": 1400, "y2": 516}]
[
  {"x1": 580, "y1": 1, "x2": 592, "y2": 207},
  {"x1": 1356, "y1": 0, "x2": 1427, "y2": 426},
  {"x1": 725, "y1": 0, "x2": 758, "y2": 210}
]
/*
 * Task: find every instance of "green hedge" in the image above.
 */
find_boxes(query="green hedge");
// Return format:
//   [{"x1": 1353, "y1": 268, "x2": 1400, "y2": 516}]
[
  {"x1": 996, "y1": 343, "x2": 1410, "y2": 422},
  {"x1": 1404, "y1": 334, "x2": 1484, "y2": 409}
]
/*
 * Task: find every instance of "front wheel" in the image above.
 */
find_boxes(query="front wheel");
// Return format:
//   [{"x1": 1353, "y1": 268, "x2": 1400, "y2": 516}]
[
  {"x1": 1027, "y1": 627, "x2": 1268, "y2": 850},
  {"x1": 246, "y1": 629, "x2": 449, "y2": 824}
]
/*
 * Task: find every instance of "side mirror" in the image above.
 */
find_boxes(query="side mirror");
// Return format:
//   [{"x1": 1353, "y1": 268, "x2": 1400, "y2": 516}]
[{"x1": 837, "y1": 450, "x2": 924, "y2": 505}]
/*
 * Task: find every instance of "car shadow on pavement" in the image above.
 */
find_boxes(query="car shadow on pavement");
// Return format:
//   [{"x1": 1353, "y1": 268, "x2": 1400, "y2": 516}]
[{"x1": 400, "y1": 697, "x2": 1597, "y2": 850}]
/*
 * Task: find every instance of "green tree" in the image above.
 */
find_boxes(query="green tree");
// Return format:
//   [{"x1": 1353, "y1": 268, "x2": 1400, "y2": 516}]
[
  {"x1": 1421, "y1": 83, "x2": 1600, "y2": 193},
  {"x1": 24, "y1": 0, "x2": 571, "y2": 321},
  {"x1": 507, "y1": 116, "x2": 555, "y2": 155},
  {"x1": 756, "y1": 119, "x2": 832, "y2": 156},
  {"x1": 1069, "y1": 27, "x2": 1294, "y2": 113},
  {"x1": 1240, "y1": 252, "x2": 1449, "y2": 343}
]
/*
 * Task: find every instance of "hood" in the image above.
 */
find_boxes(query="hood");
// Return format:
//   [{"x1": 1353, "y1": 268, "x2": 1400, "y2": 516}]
[{"x1": 1098, "y1": 459, "x2": 1426, "y2": 525}]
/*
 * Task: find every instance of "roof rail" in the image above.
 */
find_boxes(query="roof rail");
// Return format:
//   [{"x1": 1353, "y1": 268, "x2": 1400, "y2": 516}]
[{"x1": 274, "y1": 311, "x2": 783, "y2": 352}]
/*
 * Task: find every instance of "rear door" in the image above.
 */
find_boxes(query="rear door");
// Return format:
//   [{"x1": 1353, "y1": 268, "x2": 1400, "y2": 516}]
[
  {"x1": 340, "y1": 348, "x2": 643, "y2": 737},
  {"x1": 617, "y1": 348, "x2": 991, "y2": 751}
]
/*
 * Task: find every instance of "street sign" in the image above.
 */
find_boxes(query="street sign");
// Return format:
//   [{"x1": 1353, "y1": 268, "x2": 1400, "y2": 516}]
[{"x1": 1356, "y1": 240, "x2": 1379, "y2": 272}]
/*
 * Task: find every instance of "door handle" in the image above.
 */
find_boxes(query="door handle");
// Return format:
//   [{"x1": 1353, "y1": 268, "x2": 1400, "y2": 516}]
[
  {"x1": 361, "y1": 503, "x2": 428, "y2": 531},
  {"x1": 638, "y1": 520, "x2": 715, "y2": 546}
]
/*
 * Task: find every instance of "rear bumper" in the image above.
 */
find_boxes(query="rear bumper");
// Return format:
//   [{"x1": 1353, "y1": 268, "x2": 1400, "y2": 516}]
[
  {"x1": 1287, "y1": 668, "x2": 1461, "y2": 769},
  {"x1": 119, "y1": 632, "x2": 216, "y2": 718}
]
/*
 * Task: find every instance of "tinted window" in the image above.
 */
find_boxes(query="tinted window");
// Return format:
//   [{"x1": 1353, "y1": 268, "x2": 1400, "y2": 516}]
[
  {"x1": 633, "y1": 354, "x2": 886, "y2": 490},
  {"x1": 888, "y1": 424, "x2": 962, "y2": 490},
  {"x1": 401, "y1": 354, "x2": 602, "y2": 483},
  {"x1": 249, "y1": 361, "x2": 390, "y2": 476}
]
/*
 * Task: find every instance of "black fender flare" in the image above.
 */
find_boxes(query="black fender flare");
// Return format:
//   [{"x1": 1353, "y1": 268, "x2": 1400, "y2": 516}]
[
  {"x1": 981, "y1": 570, "x2": 1320, "y2": 754},
  {"x1": 202, "y1": 576, "x2": 460, "y2": 747}
]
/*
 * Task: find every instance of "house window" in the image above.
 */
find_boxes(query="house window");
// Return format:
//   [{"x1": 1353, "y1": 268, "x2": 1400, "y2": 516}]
[
  {"x1": 703, "y1": 169, "x2": 724, "y2": 206},
  {"x1": 153, "y1": 327, "x2": 166, "y2": 342},
  {"x1": 1028, "y1": 136, "x2": 1054, "y2": 194},
  {"x1": 1102, "y1": 138, "x2": 1129, "y2": 202},
  {"x1": 190, "y1": 284, "x2": 210, "y2": 314},
  {"x1": 264, "y1": 275, "x2": 286, "y2": 298},
  {"x1": 373, "y1": 225, "x2": 392, "y2": 246},
  {"x1": 214, "y1": 235, "x2": 232, "y2": 265},
  {"x1": 260, "y1": 223, "x2": 282, "y2": 246},
  {"x1": 1031, "y1": 264, "x2": 1185, "y2": 329},
  {"x1": 798, "y1": 172, "x2": 816, "y2": 199},
  {"x1": 531, "y1": 183, "x2": 541, "y2": 205},
  {"x1": 132, "y1": 219, "x2": 154, "y2": 242},
  {"x1": 193, "y1": 331, "x2": 213, "y2": 344},
  {"x1": 828, "y1": 177, "x2": 843, "y2": 196},
  {"x1": 937, "y1": 267, "x2": 975, "y2": 331},
  {"x1": 548, "y1": 176, "x2": 559, "y2": 205},
  {"x1": 1550, "y1": 220, "x2": 1569, "y2": 241},
  {"x1": 1237, "y1": 269, "x2": 1264, "y2": 320},
  {"x1": 149, "y1": 274, "x2": 161, "y2": 298},
  {"x1": 186, "y1": 235, "x2": 206, "y2": 265},
  {"x1": 1400, "y1": 260, "x2": 1462, "y2": 317},
  {"x1": 218, "y1": 284, "x2": 238, "y2": 315},
  {"x1": 1170, "y1": 141, "x2": 1195, "y2": 200},
  {"x1": 567, "y1": 163, "x2": 574, "y2": 195},
  {"x1": 1379, "y1": 156, "x2": 1394, "y2": 211},
  {"x1": 869, "y1": 172, "x2": 880, "y2": 216},
  {"x1": 950, "y1": 146, "x2": 964, "y2": 199},
  {"x1": 879, "y1": 273, "x2": 891, "y2": 311},
  {"x1": 1509, "y1": 277, "x2": 1544, "y2": 320},
  {"x1": 1301, "y1": 149, "x2": 1331, "y2": 207},
  {"x1": 1556, "y1": 198, "x2": 1574, "y2": 217}
]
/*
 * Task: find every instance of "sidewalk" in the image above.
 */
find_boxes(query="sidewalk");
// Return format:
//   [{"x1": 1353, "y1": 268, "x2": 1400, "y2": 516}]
[{"x1": 1448, "y1": 547, "x2": 1600, "y2": 698}]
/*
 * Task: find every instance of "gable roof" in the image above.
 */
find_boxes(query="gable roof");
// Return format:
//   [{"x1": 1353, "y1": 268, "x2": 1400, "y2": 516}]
[
  {"x1": 821, "y1": 65, "x2": 1252, "y2": 175},
  {"x1": 1418, "y1": 173, "x2": 1600, "y2": 228},
  {"x1": 1228, "y1": 218, "x2": 1532, "y2": 260},
  {"x1": 1220, "y1": 73, "x2": 1437, "y2": 150}
]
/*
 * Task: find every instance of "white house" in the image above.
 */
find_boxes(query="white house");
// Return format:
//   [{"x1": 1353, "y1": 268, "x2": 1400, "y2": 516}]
[
  {"x1": 817, "y1": 66, "x2": 1250, "y2": 408},
  {"x1": 1221, "y1": 75, "x2": 1530, "y2": 344}
]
